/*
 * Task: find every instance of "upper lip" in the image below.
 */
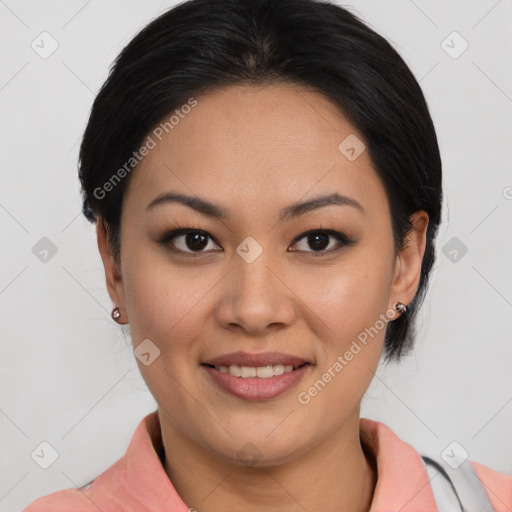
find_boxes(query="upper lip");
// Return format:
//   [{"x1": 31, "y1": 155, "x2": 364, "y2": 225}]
[{"x1": 202, "y1": 351, "x2": 310, "y2": 367}]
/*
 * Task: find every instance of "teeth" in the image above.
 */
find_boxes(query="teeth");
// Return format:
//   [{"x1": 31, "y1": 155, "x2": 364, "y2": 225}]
[
  {"x1": 240, "y1": 366, "x2": 256, "y2": 378},
  {"x1": 216, "y1": 364, "x2": 302, "y2": 379}
]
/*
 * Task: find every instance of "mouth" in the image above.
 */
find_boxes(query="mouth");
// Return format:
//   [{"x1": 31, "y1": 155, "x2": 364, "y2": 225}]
[
  {"x1": 200, "y1": 352, "x2": 312, "y2": 400},
  {"x1": 201, "y1": 362, "x2": 311, "y2": 379}
]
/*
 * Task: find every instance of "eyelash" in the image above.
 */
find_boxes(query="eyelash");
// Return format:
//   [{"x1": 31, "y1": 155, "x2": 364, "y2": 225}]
[{"x1": 157, "y1": 225, "x2": 355, "y2": 257}]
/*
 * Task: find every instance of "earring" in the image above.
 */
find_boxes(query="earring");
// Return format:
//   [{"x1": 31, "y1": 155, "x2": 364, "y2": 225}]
[
  {"x1": 395, "y1": 302, "x2": 407, "y2": 315},
  {"x1": 111, "y1": 306, "x2": 122, "y2": 323}
]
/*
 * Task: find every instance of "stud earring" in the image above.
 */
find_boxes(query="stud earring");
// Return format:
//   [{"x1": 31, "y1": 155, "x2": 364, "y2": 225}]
[
  {"x1": 394, "y1": 302, "x2": 407, "y2": 315},
  {"x1": 111, "y1": 306, "x2": 122, "y2": 323}
]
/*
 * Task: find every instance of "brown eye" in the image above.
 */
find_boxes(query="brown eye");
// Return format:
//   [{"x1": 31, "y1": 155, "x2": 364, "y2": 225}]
[
  {"x1": 290, "y1": 230, "x2": 355, "y2": 255},
  {"x1": 159, "y1": 229, "x2": 221, "y2": 254}
]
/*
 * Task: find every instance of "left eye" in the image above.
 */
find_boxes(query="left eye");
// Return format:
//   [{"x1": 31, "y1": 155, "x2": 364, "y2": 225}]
[{"x1": 290, "y1": 230, "x2": 353, "y2": 254}]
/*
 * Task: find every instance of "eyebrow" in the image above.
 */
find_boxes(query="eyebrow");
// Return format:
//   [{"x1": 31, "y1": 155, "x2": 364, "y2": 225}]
[{"x1": 145, "y1": 191, "x2": 365, "y2": 221}]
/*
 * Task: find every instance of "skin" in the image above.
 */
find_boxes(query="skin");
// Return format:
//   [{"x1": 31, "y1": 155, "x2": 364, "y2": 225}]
[{"x1": 97, "y1": 82, "x2": 428, "y2": 512}]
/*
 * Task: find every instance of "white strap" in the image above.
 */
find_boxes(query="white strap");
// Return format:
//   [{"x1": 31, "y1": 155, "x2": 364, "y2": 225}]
[
  {"x1": 423, "y1": 456, "x2": 464, "y2": 511},
  {"x1": 422, "y1": 456, "x2": 497, "y2": 512}
]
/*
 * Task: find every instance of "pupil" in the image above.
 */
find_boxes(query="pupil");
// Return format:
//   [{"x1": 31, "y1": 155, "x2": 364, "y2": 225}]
[
  {"x1": 309, "y1": 232, "x2": 329, "y2": 251},
  {"x1": 187, "y1": 232, "x2": 208, "y2": 251}
]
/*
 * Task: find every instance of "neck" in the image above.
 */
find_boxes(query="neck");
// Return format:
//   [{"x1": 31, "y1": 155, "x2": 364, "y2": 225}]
[{"x1": 158, "y1": 410, "x2": 377, "y2": 512}]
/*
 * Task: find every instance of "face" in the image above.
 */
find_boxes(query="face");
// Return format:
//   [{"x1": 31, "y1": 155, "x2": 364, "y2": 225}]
[{"x1": 98, "y1": 82, "x2": 428, "y2": 465}]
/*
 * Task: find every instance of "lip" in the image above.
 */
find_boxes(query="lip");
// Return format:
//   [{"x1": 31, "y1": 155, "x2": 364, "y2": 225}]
[
  {"x1": 202, "y1": 351, "x2": 310, "y2": 367},
  {"x1": 202, "y1": 363, "x2": 311, "y2": 401}
]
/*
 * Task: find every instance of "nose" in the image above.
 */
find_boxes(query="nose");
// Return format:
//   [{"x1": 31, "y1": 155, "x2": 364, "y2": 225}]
[{"x1": 215, "y1": 247, "x2": 297, "y2": 336}]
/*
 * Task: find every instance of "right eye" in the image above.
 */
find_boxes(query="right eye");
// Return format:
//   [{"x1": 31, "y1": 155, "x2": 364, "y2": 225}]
[{"x1": 158, "y1": 228, "x2": 223, "y2": 255}]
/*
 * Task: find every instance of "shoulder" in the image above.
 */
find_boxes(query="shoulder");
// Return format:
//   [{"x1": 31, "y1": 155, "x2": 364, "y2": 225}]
[
  {"x1": 20, "y1": 411, "x2": 167, "y2": 511},
  {"x1": 21, "y1": 488, "x2": 95, "y2": 512},
  {"x1": 21, "y1": 441, "x2": 128, "y2": 511},
  {"x1": 360, "y1": 417, "x2": 512, "y2": 510},
  {"x1": 21, "y1": 457, "x2": 129, "y2": 511}
]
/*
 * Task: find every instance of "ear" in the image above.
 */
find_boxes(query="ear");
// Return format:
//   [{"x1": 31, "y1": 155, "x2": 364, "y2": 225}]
[
  {"x1": 389, "y1": 210, "x2": 429, "y2": 317},
  {"x1": 96, "y1": 219, "x2": 127, "y2": 322}
]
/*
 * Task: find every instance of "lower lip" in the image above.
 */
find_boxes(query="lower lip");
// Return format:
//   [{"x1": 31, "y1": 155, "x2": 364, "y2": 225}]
[{"x1": 201, "y1": 364, "x2": 310, "y2": 401}]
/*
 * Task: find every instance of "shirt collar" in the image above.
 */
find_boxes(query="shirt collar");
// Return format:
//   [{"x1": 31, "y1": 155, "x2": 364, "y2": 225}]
[
  {"x1": 120, "y1": 411, "x2": 436, "y2": 511},
  {"x1": 124, "y1": 411, "x2": 189, "y2": 510},
  {"x1": 360, "y1": 418, "x2": 437, "y2": 511}
]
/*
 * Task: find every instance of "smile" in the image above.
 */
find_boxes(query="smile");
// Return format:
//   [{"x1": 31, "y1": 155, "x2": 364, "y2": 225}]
[{"x1": 201, "y1": 362, "x2": 311, "y2": 400}]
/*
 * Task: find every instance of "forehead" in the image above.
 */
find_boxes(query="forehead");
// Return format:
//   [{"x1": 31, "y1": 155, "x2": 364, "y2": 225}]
[{"x1": 124, "y1": 83, "x2": 387, "y2": 218}]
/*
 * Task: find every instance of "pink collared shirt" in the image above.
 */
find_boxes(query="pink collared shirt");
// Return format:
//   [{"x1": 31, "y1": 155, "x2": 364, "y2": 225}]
[{"x1": 22, "y1": 412, "x2": 512, "y2": 511}]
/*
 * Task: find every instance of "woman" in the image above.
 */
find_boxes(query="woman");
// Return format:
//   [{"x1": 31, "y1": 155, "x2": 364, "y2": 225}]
[{"x1": 23, "y1": 0, "x2": 511, "y2": 510}]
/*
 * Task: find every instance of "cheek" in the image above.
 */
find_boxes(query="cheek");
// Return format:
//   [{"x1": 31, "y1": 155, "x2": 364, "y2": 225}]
[
  {"x1": 122, "y1": 247, "x2": 216, "y2": 349},
  {"x1": 121, "y1": 250, "x2": 208, "y2": 404},
  {"x1": 298, "y1": 268, "x2": 389, "y2": 408},
  {"x1": 293, "y1": 270, "x2": 387, "y2": 432},
  {"x1": 303, "y1": 254, "x2": 393, "y2": 339}
]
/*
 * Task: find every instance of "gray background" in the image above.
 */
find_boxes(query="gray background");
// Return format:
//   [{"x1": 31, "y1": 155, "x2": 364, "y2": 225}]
[{"x1": 1, "y1": 1, "x2": 511, "y2": 511}]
